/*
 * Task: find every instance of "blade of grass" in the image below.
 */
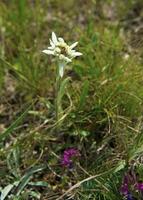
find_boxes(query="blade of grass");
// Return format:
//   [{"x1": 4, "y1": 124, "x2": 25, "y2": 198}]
[
  {"x1": 0, "y1": 57, "x2": 37, "y2": 90},
  {"x1": 1, "y1": 184, "x2": 14, "y2": 200},
  {"x1": 15, "y1": 164, "x2": 46, "y2": 196},
  {"x1": 0, "y1": 181, "x2": 19, "y2": 200},
  {"x1": 0, "y1": 102, "x2": 35, "y2": 141},
  {"x1": 78, "y1": 80, "x2": 89, "y2": 110}
]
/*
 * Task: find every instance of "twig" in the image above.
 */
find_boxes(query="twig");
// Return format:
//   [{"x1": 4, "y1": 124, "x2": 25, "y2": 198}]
[{"x1": 56, "y1": 169, "x2": 113, "y2": 200}]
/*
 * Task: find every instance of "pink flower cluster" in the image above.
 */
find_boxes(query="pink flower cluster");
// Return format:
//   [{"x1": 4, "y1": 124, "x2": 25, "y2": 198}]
[
  {"x1": 121, "y1": 171, "x2": 143, "y2": 199},
  {"x1": 61, "y1": 148, "x2": 80, "y2": 168}
]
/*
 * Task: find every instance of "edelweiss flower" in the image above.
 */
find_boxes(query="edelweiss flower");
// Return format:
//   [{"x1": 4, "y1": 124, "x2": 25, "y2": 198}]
[{"x1": 42, "y1": 32, "x2": 82, "y2": 77}]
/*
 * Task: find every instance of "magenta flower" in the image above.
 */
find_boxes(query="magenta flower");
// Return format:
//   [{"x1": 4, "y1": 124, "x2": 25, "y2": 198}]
[
  {"x1": 120, "y1": 171, "x2": 143, "y2": 199},
  {"x1": 61, "y1": 148, "x2": 80, "y2": 168},
  {"x1": 120, "y1": 176, "x2": 129, "y2": 195},
  {"x1": 135, "y1": 183, "x2": 143, "y2": 191}
]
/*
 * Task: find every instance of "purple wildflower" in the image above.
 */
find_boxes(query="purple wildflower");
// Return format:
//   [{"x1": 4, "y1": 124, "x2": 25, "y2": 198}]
[
  {"x1": 135, "y1": 183, "x2": 143, "y2": 191},
  {"x1": 127, "y1": 193, "x2": 133, "y2": 200},
  {"x1": 120, "y1": 176, "x2": 133, "y2": 200},
  {"x1": 61, "y1": 148, "x2": 80, "y2": 168},
  {"x1": 121, "y1": 171, "x2": 143, "y2": 199},
  {"x1": 120, "y1": 176, "x2": 129, "y2": 195}
]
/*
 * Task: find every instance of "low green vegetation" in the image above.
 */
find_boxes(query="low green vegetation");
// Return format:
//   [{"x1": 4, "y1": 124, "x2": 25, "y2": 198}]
[{"x1": 0, "y1": 0, "x2": 143, "y2": 199}]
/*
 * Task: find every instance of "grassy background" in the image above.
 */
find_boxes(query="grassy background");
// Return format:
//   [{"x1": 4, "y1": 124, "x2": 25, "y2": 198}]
[{"x1": 0, "y1": 0, "x2": 143, "y2": 199}]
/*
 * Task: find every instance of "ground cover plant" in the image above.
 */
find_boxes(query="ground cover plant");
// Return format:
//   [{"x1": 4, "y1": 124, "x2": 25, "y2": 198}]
[{"x1": 0, "y1": 0, "x2": 143, "y2": 199}]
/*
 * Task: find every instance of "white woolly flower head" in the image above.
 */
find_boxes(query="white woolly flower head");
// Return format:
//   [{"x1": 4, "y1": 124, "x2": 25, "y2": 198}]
[{"x1": 42, "y1": 32, "x2": 82, "y2": 77}]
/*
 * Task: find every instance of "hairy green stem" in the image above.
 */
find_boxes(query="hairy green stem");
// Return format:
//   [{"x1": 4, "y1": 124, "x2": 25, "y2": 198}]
[
  {"x1": 55, "y1": 69, "x2": 60, "y2": 123},
  {"x1": 55, "y1": 63, "x2": 62, "y2": 124}
]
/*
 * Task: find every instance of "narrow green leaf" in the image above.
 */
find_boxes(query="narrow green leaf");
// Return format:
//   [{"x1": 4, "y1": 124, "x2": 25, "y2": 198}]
[
  {"x1": 1, "y1": 184, "x2": 14, "y2": 200},
  {"x1": 28, "y1": 191, "x2": 41, "y2": 199},
  {"x1": 79, "y1": 80, "x2": 89, "y2": 109},
  {"x1": 15, "y1": 164, "x2": 46, "y2": 196},
  {"x1": 57, "y1": 77, "x2": 71, "y2": 104},
  {"x1": 0, "y1": 57, "x2": 36, "y2": 90},
  {"x1": 28, "y1": 181, "x2": 49, "y2": 187},
  {"x1": 114, "y1": 160, "x2": 126, "y2": 173},
  {"x1": 57, "y1": 77, "x2": 71, "y2": 115},
  {"x1": 0, "y1": 103, "x2": 33, "y2": 141}
]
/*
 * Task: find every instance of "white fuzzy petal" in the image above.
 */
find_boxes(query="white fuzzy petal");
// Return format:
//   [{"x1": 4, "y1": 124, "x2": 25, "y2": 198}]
[
  {"x1": 52, "y1": 32, "x2": 58, "y2": 44},
  {"x1": 65, "y1": 57, "x2": 72, "y2": 63},
  {"x1": 48, "y1": 46, "x2": 54, "y2": 50},
  {"x1": 42, "y1": 49, "x2": 54, "y2": 55},
  {"x1": 72, "y1": 52, "x2": 82, "y2": 57},
  {"x1": 58, "y1": 37, "x2": 64, "y2": 43},
  {"x1": 71, "y1": 50, "x2": 76, "y2": 53},
  {"x1": 49, "y1": 39, "x2": 55, "y2": 47},
  {"x1": 59, "y1": 63, "x2": 65, "y2": 77},
  {"x1": 70, "y1": 42, "x2": 78, "y2": 49},
  {"x1": 59, "y1": 54, "x2": 71, "y2": 63}
]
